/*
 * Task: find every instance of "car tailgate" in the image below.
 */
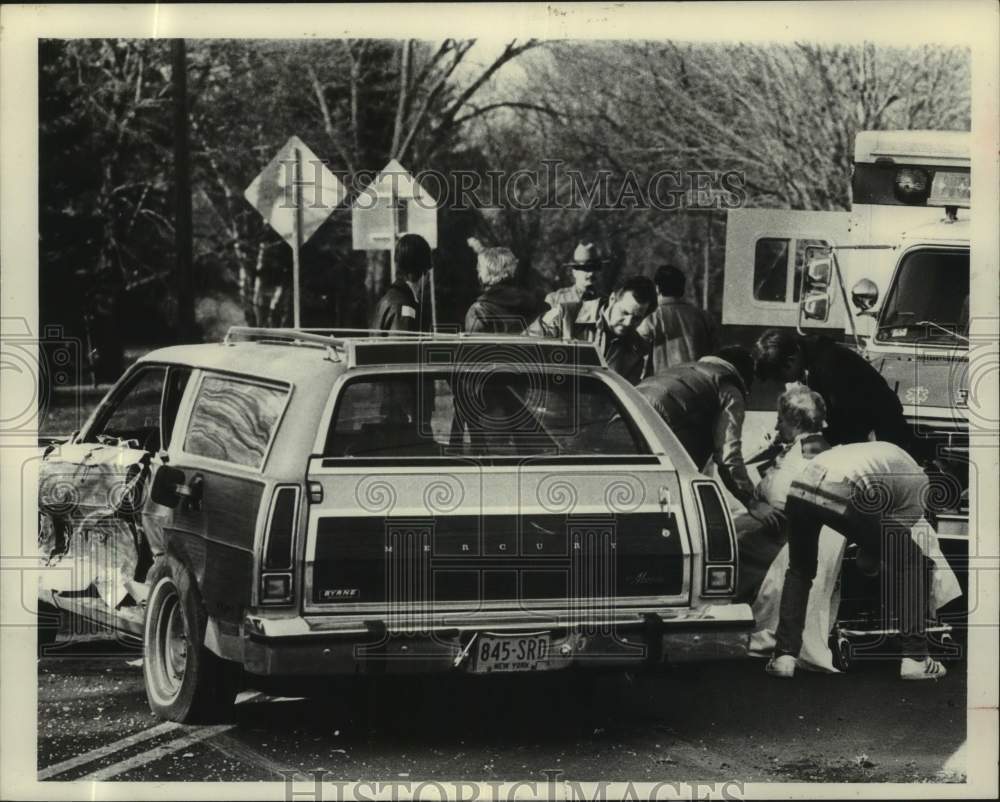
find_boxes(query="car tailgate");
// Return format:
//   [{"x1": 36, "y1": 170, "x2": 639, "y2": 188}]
[{"x1": 303, "y1": 455, "x2": 690, "y2": 615}]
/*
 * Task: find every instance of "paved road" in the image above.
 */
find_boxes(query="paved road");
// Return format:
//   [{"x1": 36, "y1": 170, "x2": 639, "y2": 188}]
[{"x1": 36, "y1": 636, "x2": 966, "y2": 786}]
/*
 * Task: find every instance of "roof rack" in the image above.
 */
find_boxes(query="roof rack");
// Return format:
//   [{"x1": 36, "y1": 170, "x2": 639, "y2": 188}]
[
  {"x1": 223, "y1": 326, "x2": 587, "y2": 345},
  {"x1": 224, "y1": 327, "x2": 351, "y2": 349},
  {"x1": 223, "y1": 326, "x2": 607, "y2": 369}
]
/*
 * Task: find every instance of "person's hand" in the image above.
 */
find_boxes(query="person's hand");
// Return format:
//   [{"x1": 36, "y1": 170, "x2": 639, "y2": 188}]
[{"x1": 747, "y1": 500, "x2": 784, "y2": 530}]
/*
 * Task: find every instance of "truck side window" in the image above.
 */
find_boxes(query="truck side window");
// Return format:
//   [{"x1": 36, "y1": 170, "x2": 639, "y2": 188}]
[{"x1": 753, "y1": 238, "x2": 789, "y2": 301}]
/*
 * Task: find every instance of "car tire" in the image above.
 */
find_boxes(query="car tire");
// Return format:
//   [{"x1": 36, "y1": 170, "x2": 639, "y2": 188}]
[{"x1": 143, "y1": 556, "x2": 239, "y2": 723}]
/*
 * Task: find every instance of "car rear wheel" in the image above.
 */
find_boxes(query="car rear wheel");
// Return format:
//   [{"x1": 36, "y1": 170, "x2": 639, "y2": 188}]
[{"x1": 143, "y1": 556, "x2": 239, "y2": 723}]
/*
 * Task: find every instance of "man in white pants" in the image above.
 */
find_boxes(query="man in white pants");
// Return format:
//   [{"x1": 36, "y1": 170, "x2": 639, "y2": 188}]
[{"x1": 761, "y1": 387, "x2": 948, "y2": 681}]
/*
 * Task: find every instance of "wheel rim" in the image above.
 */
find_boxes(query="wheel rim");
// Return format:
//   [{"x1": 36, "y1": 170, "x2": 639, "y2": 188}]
[{"x1": 146, "y1": 579, "x2": 188, "y2": 705}]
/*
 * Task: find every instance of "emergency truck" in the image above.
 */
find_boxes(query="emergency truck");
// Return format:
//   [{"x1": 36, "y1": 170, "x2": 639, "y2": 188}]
[{"x1": 722, "y1": 130, "x2": 971, "y2": 652}]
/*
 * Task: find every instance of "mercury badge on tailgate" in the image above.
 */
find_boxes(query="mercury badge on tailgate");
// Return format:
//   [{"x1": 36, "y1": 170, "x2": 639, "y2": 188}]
[{"x1": 37, "y1": 327, "x2": 753, "y2": 723}]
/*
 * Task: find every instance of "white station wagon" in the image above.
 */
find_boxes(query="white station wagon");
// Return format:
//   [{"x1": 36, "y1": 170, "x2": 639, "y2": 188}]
[{"x1": 38, "y1": 328, "x2": 753, "y2": 722}]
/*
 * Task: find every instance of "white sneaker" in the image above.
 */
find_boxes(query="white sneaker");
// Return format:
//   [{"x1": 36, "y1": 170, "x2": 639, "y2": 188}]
[
  {"x1": 765, "y1": 654, "x2": 796, "y2": 678},
  {"x1": 900, "y1": 656, "x2": 947, "y2": 681}
]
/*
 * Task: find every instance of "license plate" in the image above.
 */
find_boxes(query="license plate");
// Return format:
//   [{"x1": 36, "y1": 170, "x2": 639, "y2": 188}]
[{"x1": 472, "y1": 634, "x2": 550, "y2": 673}]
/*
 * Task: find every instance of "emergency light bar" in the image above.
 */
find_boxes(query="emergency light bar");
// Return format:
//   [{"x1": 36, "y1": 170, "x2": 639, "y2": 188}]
[{"x1": 927, "y1": 170, "x2": 970, "y2": 208}]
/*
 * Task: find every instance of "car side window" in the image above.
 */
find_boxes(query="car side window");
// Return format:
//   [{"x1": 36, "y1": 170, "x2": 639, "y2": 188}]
[
  {"x1": 161, "y1": 367, "x2": 192, "y2": 450},
  {"x1": 85, "y1": 366, "x2": 167, "y2": 452},
  {"x1": 183, "y1": 375, "x2": 288, "y2": 469}
]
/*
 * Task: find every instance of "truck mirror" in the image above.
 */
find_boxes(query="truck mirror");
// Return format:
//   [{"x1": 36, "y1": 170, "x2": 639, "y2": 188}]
[
  {"x1": 799, "y1": 247, "x2": 834, "y2": 326},
  {"x1": 851, "y1": 278, "x2": 879, "y2": 312},
  {"x1": 801, "y1": 291, "x2": 830, "y2": 322},
  {"x1": 804, "y1": 248, "x2": 833, "y2": 286}
]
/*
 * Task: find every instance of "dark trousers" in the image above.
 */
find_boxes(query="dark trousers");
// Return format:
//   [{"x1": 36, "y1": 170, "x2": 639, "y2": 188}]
[
  {"x1": 734, "y1": 513, "x2": 787, "y2": 603},
  {"x1": 774, "y1": 467, "x2": 931, "y2": 659}
]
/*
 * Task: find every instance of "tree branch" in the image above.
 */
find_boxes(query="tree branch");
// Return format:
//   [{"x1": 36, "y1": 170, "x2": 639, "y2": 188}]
[
  {"x1": 305, "y1": 63, "x2": 356, "y2": 174},
  {"x1": 395, "y1": 40, "x2": 473, "y2": 161},
  {"x1": 390, "y1": 40, "x2": 413, "y2": 156},
  {"x1": 451, "y1": 100, "x2": 561, "y2": 127}
]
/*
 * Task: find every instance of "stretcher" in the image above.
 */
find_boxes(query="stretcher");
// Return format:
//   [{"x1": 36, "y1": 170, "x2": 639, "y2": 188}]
[{"x1": 828, "y1": 541, "x2": 965, "y2": 672}]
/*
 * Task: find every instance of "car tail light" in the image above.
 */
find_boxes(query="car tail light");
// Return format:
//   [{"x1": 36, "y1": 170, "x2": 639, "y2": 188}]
[
  {"x1": 261, "y1": 486, "x2": 299, "y2": 604},
  {"x1": 706, "y1": 566, "x2": 734, "y2": 592},
  {"x1": 693, "y1": 481, "x2": 736, "y2": 596}
]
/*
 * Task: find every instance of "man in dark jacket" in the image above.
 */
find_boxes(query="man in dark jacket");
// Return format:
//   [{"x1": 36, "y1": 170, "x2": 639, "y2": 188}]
[
  {"x1": 637, "y1": 264, "x2": 718, "y2": 377},
  {"x1": 636, "y1": 346, "x2": 782, "y2": 529},
  {"x1": 753, "y1": 329, "x2": 922, "y2": 459},
  {"x1": 527, "y1": 275, "x2": 656, "y2": 385},
  {"x1": 371, "y1": 233, "x2": 432, "y2": 333},
  {"x1": 465, "y1": 246, "x2": 547, "y2": 334}
]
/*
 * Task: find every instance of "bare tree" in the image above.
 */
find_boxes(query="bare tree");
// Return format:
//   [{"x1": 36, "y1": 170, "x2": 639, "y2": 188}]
[{"x1": 303, "y1": 38, "x2": 544, "y2": 309}]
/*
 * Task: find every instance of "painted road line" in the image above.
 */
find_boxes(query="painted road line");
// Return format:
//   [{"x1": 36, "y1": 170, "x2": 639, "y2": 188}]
[
  {"x1": 208, "y1": 733, "x2": 291, "y2": 779},
  {"x1": 38, "y1": 721, "x2": 181, "y2": 780},
  {"x1": 39, "y1": 693, "x2": 265, "y2": 781},
  {"x1": 79, "y1": 724, "x2": 233, "y2": 781}
]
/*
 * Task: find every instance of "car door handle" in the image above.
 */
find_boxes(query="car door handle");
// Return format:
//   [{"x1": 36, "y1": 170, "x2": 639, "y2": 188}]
[{"x1": 177, "y1": 473, "x2": 203, "y2": 511}]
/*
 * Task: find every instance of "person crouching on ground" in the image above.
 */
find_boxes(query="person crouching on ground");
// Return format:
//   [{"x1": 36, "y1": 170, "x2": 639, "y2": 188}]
[{"x1": 764, "y1": 387, "x2": 947, "y2": 681}]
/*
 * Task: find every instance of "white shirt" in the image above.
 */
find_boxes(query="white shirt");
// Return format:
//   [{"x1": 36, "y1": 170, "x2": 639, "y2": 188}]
[
  {"x1": 757, "y1": 437, "x2": 927, "y2": 519},
  {"x1": 755, "y1": 435, "x2": 810, "y2": 511},
  {"x1": 811, "y1": 441, "x2": 927, "y2": 521}
]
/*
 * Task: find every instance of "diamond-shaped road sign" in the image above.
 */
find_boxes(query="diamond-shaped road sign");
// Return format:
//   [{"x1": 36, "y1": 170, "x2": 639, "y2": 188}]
[
  {"x1": 352, "y1": 159, "x2": 438, "y2": 250},
  {"x1": 244, "y1": 136, "x2": 346, "y2": 246}
]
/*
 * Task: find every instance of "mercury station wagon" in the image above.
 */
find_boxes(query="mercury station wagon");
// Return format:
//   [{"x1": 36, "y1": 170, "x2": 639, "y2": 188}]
[{"x1": 37, "y1": 327, "x2": 753, "y2": 722}]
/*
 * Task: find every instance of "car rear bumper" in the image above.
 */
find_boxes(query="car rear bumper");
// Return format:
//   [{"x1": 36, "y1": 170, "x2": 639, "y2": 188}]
[{"x1": 234, "y1": 604, "x2": 755, "y2": 676}]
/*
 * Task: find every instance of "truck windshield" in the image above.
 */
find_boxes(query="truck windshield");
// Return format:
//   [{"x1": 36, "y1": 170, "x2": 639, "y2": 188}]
[{"x1": 877, "y1": 249, "x2": 969, "y2": 343}]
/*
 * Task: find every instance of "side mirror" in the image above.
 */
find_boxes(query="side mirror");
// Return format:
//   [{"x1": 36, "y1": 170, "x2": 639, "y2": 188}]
[
  {"x1": 801, "y1": 291, "x2": 830, "y2": 322},
  {"x1": 851, "y1": 278, "x2": 879, "y2": 314},
  {"x1": 150, "y1": 465, "x2": 186, "y2": 508},
  {"x1": 800, "y1": 247, "x2": 834, "y2": 323},
  {"x1": 806, "y1": 256, "x2": 831, "y2": 285}
]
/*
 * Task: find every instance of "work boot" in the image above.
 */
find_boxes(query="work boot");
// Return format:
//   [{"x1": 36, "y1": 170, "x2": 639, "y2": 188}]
[
  {"x1": 765, "y1": 654, "x2": 796, "y2": 678},
  {"x1": 900, "y1": 656, "x2": 947, "y2": 681}
]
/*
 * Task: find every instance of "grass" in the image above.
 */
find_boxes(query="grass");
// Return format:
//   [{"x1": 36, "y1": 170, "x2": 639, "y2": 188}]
[{"x1": 39, "y1": 387, "x2": 108, "y2": 439}]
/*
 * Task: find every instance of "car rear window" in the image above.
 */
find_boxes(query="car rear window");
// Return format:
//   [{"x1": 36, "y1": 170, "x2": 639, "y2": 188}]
[
  {"x1": 324, "y1": 371, "x2": 649, "y2": 458},
  {"x1": 184, "y1": 375, "x2": 288, "y2": 469}
]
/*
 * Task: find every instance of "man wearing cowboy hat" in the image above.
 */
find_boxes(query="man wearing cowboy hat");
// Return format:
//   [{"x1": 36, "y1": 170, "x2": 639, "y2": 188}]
[{"x1": 545, "y1": 241, "x2": 607, "y2": 308}]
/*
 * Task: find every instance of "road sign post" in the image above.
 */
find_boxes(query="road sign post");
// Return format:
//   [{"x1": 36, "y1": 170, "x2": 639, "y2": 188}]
[
  {"x1": 245, "y1": 136, "x2": 346, "y2": 328},
  {"x1": 291, "y1": 146, "x2": 303, "y2": 327}
]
